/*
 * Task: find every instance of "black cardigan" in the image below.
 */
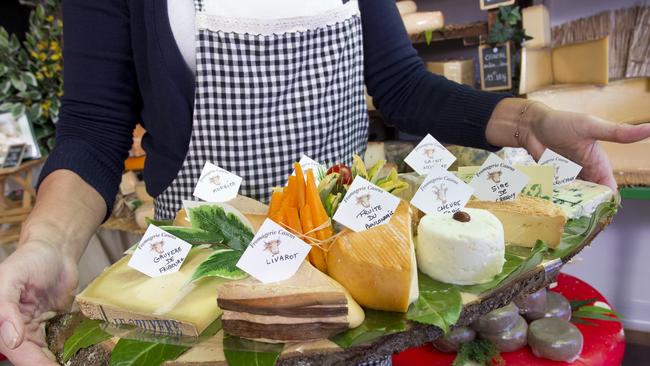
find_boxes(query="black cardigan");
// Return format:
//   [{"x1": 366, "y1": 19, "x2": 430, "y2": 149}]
[{"x1": 39, "y1": 0, "x2": 507, "y2": 216}]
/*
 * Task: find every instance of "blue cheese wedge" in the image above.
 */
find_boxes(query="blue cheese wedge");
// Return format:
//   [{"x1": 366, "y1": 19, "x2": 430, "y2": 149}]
[{"x1": 553, "y1": 180, "x2": 613, "y2": 219}]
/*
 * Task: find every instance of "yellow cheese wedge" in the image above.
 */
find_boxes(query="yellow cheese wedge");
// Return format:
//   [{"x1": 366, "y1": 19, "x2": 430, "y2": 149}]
[
  {"x1": 76, "y1": 248, "x2": 229, "y2": 337},
  {"x1": 551, "y1": 37, "x2": 609, "y2": 85},
  {"x1": 327, "y1": 201, "x2": 418, "y2": 312},
  {"x1": 466, "y1": 196, "x2": 567, "y2": 248},
  {"x1": 519, "y1": 47, "x2": 553, "y2": 94},
  {"x1": 402, "y1": 12, "x2": 444, "y2": 35},
  {"x1": 396, "y1": 0, "x2": 417, "y2": 16},
  {"x1": 523, "y1": 5, "x2": 551, "y2": 48}
]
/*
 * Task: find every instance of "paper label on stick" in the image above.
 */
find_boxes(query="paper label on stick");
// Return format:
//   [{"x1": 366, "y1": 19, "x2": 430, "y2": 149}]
[
  {"x1": 289, "y1": 155, "x2": 324, "y2": 185},
  {"x1": 236, "y1": 219, "x2": 311, "y2": 283},
  {"x1": 538, "y1": 149, "x2": 582, "y2": 186},
  {"x1": 411, "y1": 167, "x2": 474, "y2": 215},
  {"x1": 333, "y1": 176, "x2": 400, "y2": 232},
  {"x1": 404, "y1": 134, "x2": 457, "y2": 175},
  {"x1": 469, "y1": 154, "x2": 529, "y2": 201},
  {"x1": 128, "y1": 225, "x2": 192, "y2": 278},
  {"x1": 193, "y1": 162, "x2": 242, "y2": 202}
]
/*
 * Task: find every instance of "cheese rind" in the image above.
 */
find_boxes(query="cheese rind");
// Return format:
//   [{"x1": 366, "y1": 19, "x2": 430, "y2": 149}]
[
  {"x1": 466, "y1": 196, "x2": 567, "y2": 248},
  {"x1": 76, "y1": 248, "x2": 228, "y2": 336},
  {"x1": 551, "y1": 37, "x2": 609, "y2": 85},
  {"x1": 417, "y1": 208, "x2": 505, "y2": 285},
  {"x1": 522, "y1": 5, "x2": 551, "y2": 48},
  {"x1": 327, "y1": 201, "x2": 418, "y2": 312}
]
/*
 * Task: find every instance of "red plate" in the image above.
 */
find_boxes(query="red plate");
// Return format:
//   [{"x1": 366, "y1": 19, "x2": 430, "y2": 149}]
[{"x1": 393, "y1": 273, "x2": 625, "y2": 366}]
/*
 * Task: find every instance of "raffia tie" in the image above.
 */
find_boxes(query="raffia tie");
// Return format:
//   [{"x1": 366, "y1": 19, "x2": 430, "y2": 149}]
[{"x1": 277, "y1": 218, "x2": 345, "y2": 253}]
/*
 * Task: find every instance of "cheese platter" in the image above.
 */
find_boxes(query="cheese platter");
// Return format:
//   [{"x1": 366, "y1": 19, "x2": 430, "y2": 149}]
[{"x1": 46, "y1": 151, "x2": 619, "y2": 366}]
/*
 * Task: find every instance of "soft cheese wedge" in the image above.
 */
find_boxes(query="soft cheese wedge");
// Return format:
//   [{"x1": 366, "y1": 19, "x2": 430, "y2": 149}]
[
  {"x1": 76, "y1": 248, "x2": 228, "y2": 337},
  {"x1": 552, "y1": 179, "x2": 614, "y2": 219},
  {"x1": 217, "y1": 261, "x2": 364, "y2": 343},
  {"x1": 327, "y1": 200, "x2": 419, "y2": 312},
  {"x1": 466, "y1": 196, "x2": 567, "y2": 248}
]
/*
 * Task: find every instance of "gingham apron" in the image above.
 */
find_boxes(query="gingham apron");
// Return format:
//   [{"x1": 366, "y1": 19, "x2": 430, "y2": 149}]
[{"x1": 155, "y1": 0, "x2": 369, "y2": 220}]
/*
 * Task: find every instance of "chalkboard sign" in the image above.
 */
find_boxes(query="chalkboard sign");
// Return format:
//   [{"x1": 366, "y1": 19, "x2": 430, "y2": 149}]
[
  {"x1": 2, "y1": 144, "x2": 27, "y2": 169},
  {"x1": 479, "y1": 0, "x2": 515, "y2": 10},
  {"x1": 479, "y1": 43, "x2": 512, "y2": 91}
]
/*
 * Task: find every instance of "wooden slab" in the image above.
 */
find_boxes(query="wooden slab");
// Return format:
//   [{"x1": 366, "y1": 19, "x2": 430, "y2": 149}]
[{"x1": 47, "y1": 214, "x2": 612, "y2": 366}]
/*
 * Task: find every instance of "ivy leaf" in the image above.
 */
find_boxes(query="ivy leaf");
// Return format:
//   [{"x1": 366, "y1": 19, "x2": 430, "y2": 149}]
[
  {"x1": 0, "y1": 80, "x2": 11, "y2": 94},
  {"x1": 407, "y1": 274, "x2": 462, "y2": 334},
  {"x1": 0, "y1": 102, "x2": 13, "y2": 112},
  {"x1": 191, "y1": 248, "x2": 247, "y2": 281},
  {"x1": 0, "y1": 64, "x2": 8, "y2": 77},
  {"x1": 330, "y1": 310, "x2": 407, "y2": 349},
  {"x1": 109, "y1": 339, "x2": 188, "y2": 366},
  {"x1": 424, "y1": 30, "x2": 433, "y2": 46},
  {"x1": 188, "y1": 205, "x2": 254, "y2": 251},
  {"x1": 62, "y1": 318, "x2": 111, "y2": 362},
  {"x1": 223, "y1": 334, "x2": 284, "y2": 366}
]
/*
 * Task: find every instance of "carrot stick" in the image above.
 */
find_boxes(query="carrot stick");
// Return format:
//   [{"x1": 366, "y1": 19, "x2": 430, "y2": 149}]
[
  {"x1": 300, "y1": 205, "x2": 327, "y2": 272},
  {"x1": 286, "y1": 207, "x2": 303, "y2": 234},
  {"x1": 293, "y1": 163, "x2": 306, "y2": 209},
  {"x1": 306, "y1": 170, "x2": 333, "y2": 239},
  {"x1": 268, "y1": 190, "x2": 284, "y2": 218}
]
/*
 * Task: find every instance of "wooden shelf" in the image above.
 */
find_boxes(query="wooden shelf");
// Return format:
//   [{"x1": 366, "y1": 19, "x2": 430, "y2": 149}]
[{"x1": 410, "y1": 21, "x2": 488, "y2": 45}]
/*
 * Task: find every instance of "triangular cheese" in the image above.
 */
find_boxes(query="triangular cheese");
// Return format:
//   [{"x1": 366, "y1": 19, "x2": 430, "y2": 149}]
[{"x1": 327, "y1": 200, "x2": 418, "y2": 312}]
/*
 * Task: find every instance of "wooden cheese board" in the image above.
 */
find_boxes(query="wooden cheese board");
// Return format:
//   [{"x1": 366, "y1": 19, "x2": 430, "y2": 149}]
[{"x1": 46, "y1": 202, "x2": 616, "y2": 366}]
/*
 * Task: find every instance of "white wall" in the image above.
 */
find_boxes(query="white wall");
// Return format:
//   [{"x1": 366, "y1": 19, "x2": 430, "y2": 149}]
[{"x1": 563, "y1": 199, "x2": 650, "y2": 331}]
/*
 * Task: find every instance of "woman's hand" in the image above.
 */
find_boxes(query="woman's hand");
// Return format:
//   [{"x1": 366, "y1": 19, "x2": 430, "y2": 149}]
[
  {"x1": 0, "y1": 241, "x2": 78, "y2": 365},
  {"x1": 487, "y1": 99, "x2": 650, "y2": 190},
  {"x1": 0, "y1": 170, "x2": 107, "y2": 365}
]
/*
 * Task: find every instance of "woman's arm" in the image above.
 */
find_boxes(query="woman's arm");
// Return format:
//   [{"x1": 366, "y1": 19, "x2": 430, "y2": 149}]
[
  {"x1": 359, "y1": 0, "x2": 508, "y2": 150},
  {"x1": 0, "y1": 0, "x2": 140, "y2": 364}
]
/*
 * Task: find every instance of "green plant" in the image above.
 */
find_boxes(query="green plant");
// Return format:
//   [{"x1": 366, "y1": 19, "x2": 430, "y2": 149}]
[
  {"x1": 0, "y1": 0, "x2": 62, "y2": 155},
  {"x1": 487, "y1": 6, "x2": 532, "y2": 47}
]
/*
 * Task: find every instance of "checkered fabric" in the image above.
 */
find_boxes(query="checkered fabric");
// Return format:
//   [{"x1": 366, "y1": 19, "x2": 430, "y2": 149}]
[
  {"x1": 194, "y1": 0, "x2": 203, "y2": 12},
  {"x1": 155, "y1": 2, "x2": 368, "y2": 219}
]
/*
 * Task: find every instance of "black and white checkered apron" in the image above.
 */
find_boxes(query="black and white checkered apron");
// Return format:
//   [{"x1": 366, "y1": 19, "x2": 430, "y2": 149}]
[{"x1": 155, "y1": 0, "x2": 369, "y2": 219}]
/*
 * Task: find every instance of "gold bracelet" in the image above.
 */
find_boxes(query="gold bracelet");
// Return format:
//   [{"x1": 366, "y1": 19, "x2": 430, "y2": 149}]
[{"x1": 514, "y1": 101, "x2": 536, "y2": 143}]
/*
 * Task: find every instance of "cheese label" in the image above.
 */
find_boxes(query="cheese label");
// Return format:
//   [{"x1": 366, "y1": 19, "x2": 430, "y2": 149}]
[
  {"x1": 193, "y1": 162, "x2": 242, "y2": 202},
  {"x1": 469, "y1": 154, "x2": 529, "y2": 201},
  {"x1": 538, "y1": 149, "x2": 582, "y2": 186},
  {"x1": 236, "y1": 219, "x2": 311, "y2": 283},
  {"x1": 404, "y1": 134, "x2": 456, "y2": 175},
  {"x1": 291, "y1": 155, "x2": 324, "y2": 185},
  {"x1": 128, "y1": 225, "x2": 192, "y2": 278},
  {"x1": 411, "y1": 166, "x2": 474, "y2": 215},
  {"x1": 333, "y1": 176, "x2": 400, "y2": 232}
]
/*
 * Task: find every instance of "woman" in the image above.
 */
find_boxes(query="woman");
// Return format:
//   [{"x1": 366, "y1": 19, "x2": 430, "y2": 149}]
[{"x1": 1, "y1": 0, "x2": 649, "y2": 365}]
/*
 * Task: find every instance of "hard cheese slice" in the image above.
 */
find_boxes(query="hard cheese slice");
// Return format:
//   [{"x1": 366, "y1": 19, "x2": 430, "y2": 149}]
[
  {"x1": 466, "y1": 196, "x2": 567, "y2": 248},
  {"x1": 217, "y1": 261, "x2": 364, "y2": 342},
  {"x1": 76, "y1": 248, "x2": 228, "y2": 337},
  {"x1": 327, "y1": 200, "x2": 419, "y2": 312},
  {"x1": 551, "y1": 37, "x2": 609, "y2": 85}
]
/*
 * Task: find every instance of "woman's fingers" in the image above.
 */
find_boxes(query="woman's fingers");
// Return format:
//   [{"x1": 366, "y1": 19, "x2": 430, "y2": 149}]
[
  {"x1": 586, "y1": 118, "x2": 650, "y2": 144},
  {"x1": 0, "y1": 336, "x2": 58, "y2": 366},
  {"x1": 0, "y1": 269, "x2": 25, "y2": 350}
]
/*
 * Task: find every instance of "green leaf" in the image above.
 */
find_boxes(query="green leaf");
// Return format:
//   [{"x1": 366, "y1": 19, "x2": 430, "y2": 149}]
[
  {"x1": 158, "y1": 226, "x2": 225, "y2": 246},
  {"x1": 191, "y1": 248, "x2": 247, "y2": 281},
  {"x1": 547, "y1": 197, "x2": 618, "y2": 260},
  {"x1": 424, "y1": 30, "x2": 433, "y2": 46},
  {"x1": 407, "y1": 273, "x2": 462, "y2": 333},
  {"x1": 456, "y1": 241, "x2": 547, "y2": 294},
  {"x1": 21, "y1": 72, "x2": 37, "y2": 87},
  {"x1": 0, "y1": 102, "x2": 13, "y2": 112},
  {"x1": 10, "y1": 103, "x2": 25, "y2": 118},
  {"x1": 571, "y1": 312, "x2": 619, "y2": 322},
  {"x1": 576, "y1": 305, "x2": 622, "y2": 318},
  {"x1": 0, "y1": 64, "x2": 8, "y2": 77},
  {"x1": 0, "y1": 80, "x2": 11, "y2": 94},
  {"x1": 569, "y1": 298, "x2": 599, "y2": 311},
  {"x1": 10, "y1": 75, "x2": 26, "y2": 92},
  {"x1": 330, "y1": 310, "x2": 408, "y2": 349},
  {"x1": 453, "y1": 339, "x2": 504, "y2": 366},
  {"x1": 188, "y1": 205, "x2": 254, "y2": 251},
  {"x1": 223, "y1": 334, "x2": 283, "y2": 366},
  {"x1": 145, "y1": 218, "x2": 174, "y2": 226},
  {"x1": 109, "y1": 339, "x2": 188, "y2": 366},
  {"x1": 62, "y1": 318, "x2": 111, "y2": 362}
]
